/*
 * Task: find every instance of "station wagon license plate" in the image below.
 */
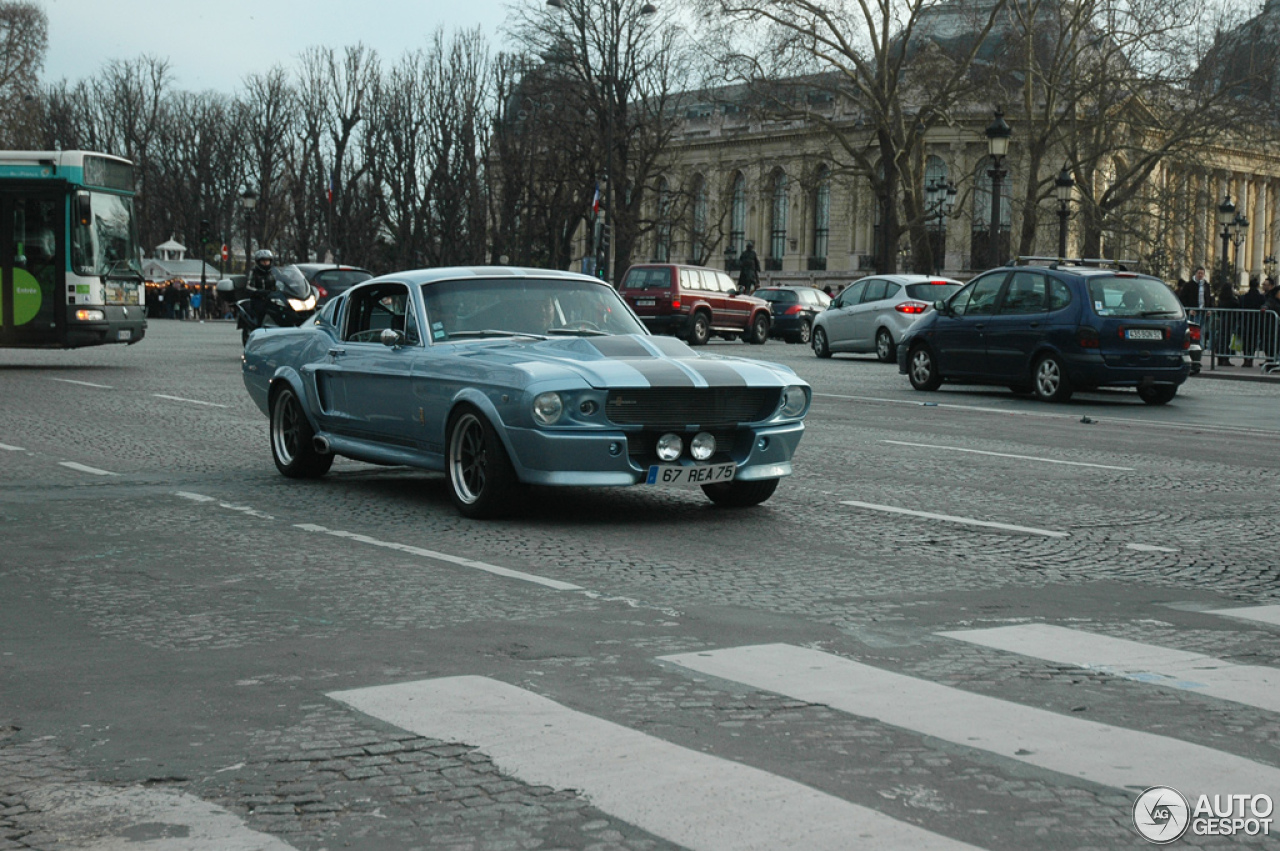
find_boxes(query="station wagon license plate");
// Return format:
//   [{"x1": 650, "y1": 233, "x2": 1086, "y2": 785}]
[
  {"x1": 117, "y1": 330, "x2": 132, "y2": 341},
  {"x1": 1126, "y1": 328, "x2": 1163, "y2": 340},
  {"x1": 636, "y1": 298, "x2": 656, "y2": 306},
  {"x1": 646, "y1": 462, "x2": 736, "y2": 486}
]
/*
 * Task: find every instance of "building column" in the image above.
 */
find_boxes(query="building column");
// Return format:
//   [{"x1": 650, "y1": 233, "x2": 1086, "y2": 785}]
[{"x1": 1254, "y1": 176, "x2": 1268, "y2": 283}]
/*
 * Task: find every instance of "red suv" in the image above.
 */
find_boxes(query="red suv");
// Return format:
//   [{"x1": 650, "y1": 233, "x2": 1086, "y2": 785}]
[{"x1": 620, "y1": 264, "x2": 772, "y2": 346}]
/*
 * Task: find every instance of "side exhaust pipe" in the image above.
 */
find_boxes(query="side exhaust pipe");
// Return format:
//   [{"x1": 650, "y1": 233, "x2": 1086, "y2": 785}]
[{"x1": 313, "y1": 435, "x2": 331, "y2": 455}]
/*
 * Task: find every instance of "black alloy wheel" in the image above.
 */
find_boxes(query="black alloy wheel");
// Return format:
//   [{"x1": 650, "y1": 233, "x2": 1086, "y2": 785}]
[
  {"x1": 908, "y1": 344, "x2": 943, "y2": 391},
  {"x1": 269, "y1": 385, "x2": 333, "y2": 478},
  {"x1": 688, "y1": 312, "x2": 711, "y2": 346},
  {"x1": 702, "y1": 477, "x2": 779, "y2": 507},
  {"x1": 743, "y1": 313, "x2": 770, "y2": 345},
  {"x1": 446, "y1": 405, "x2": 517, "y2": 519},
  {"x1": 812, "y1": 326, "x2": 832, "y2": 359}
]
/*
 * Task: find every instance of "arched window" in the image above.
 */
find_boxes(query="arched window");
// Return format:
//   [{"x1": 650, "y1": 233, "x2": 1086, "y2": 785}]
[
  {"x1": 729, "y1": 172, "x2": 746, "y2": 268},
  {"x1": 924, "y1": 155, "x2": 948, "y2": 273},
  {"x1": 690, "y1": 174, "x2": 708, "y2": 265},
  {"x1": 655, "y1": 177, "x2": 672, "y2": 262},
  {"x1": 811, "y1": 166, "x2": 830, "y2": 271},
  {"x1": 769, "y1": 170, "x2": 788, "y2": 271},
  {"x1": 971, "y1": 156, "x2": 1011, "y2": 269}
]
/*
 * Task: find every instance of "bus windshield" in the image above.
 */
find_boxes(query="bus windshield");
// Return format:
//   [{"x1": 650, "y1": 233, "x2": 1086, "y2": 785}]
[{"x1": 71, "y1": 192, "x2": 142, "y2": 279}]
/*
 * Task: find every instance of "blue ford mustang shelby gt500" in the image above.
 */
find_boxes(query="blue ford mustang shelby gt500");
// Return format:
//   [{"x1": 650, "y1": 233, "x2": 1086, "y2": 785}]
[{"x1": 240, "y1": 267, "x2": 811, "y2": 518}]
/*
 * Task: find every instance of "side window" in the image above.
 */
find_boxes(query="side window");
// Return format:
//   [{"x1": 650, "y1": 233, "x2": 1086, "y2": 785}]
[
  {"x1": 837, "y1": 281, "x2": 866, "y2": 307},
  {"x1": 882, "y1": 283, "x2": 902, "y2": 301},
  {"x1": 998, "y1": 271, "x2": 1048, "y2": 315},
  {"x1": 860, "y1": 280, "x2": 888, "y2": 303},
  {"x1": 955, "y1": 273, "x2": 1006, "y2": 317},
  {"x1": 717, "y1": 272, "x2": 736, "y2": 293},
  {"x1": 1049, "y1": 279, "x2": 1072, "y2": 311},
  {"x1": 403, "y1": 297, "x2": 422, "y2": 345},
  {"x1": 345, "y1": 283, "x2": 410, "y2": 343}
]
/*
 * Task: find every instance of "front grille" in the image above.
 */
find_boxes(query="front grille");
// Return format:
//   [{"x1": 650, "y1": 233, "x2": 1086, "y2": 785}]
[{"x1": 605, "y1": 388, "x2": 780, "y2": 426}]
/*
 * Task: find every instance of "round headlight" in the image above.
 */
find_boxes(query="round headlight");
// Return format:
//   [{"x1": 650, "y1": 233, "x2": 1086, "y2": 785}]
[
  {"x1": 532, "y1": 392, "x2": 564, "y2": 425},
  {"x1": 690, "y1": 432, "x2": 716, "y2": 461},
  {"x1": 781, "y1": 385, "x2": 809, "y2": 418},
  {"x1": 656, "y1": 433, "x2": 683, "y2": 462}
]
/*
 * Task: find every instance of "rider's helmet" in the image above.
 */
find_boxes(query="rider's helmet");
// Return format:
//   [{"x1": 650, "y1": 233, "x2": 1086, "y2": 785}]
[{"x1": 253, "y1": 249, "x2": 274, "y2": 270}]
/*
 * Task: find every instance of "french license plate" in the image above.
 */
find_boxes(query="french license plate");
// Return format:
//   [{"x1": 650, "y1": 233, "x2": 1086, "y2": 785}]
[
  {"x1": 636, "y1": 298, "x2": 656, "y2": 307},
  {"x1": 646, "y1": 462, "x2": 736, "y2": 486},
  {"x1": 116, "y1": 329, "x2": 132, "y2": 341},
  {"x1": 1126, "y1": 328, "x2": 1162, "y2": 340}
]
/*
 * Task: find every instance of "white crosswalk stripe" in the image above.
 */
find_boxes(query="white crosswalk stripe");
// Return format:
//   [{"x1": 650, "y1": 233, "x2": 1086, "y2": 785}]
[
  {"x1": 330, "y1": 675, "x2": 983, "y2": 851},
  {"x1": 1207, "y1": 604, "x2": 1280, "y2": 628},
  {"x1": 659, "y1": 643, "x2": 1280, "y2": 799},
  {"x1": 937, "y1": 623, "x2": 1280, "y2": 713}
]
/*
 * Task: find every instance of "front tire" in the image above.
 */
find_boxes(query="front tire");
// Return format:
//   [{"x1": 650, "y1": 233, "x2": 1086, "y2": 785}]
[
  {"x1": 908, "y1": 345, "x2": 942, "y2": 391},
  {"x1": 1032, "y1": 353, "x2": 1073, "y2": 402},
  {"x1": 703, "y1": 477, "x2": 779, "y2": 507},
  {"x1": 812, "y1": 326, "x2": 832, "y2": 359},
  {"x1": 687, "y1": 312, "x2": 711, "y2": 346},
  {"x1": 743, "y1": 313, "x2": 769, "y2": 345},
  {"x1": 1137, "y1": 384, "x2": 1177, "y2": 405},
  {"x1": 875, "y1": 328, "x2": 896, "y2": 363},
  {"x1": 270, "y1": 386, "x2": 333, "y2": 479},
  {"x1": 446, "y1": 406, "x2": 517, "y2": 519},
  {"x1": 794, "y1": 319, "x2": 812, "y2": 345}
]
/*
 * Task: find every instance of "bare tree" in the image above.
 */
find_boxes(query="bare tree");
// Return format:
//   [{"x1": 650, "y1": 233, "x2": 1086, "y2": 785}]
[
  {"x1": 238, "y1": 66, "x2": 298, "y2": 257},
  {"x1": 0, "y1": 0, "x2": 46, "y2": 147}
]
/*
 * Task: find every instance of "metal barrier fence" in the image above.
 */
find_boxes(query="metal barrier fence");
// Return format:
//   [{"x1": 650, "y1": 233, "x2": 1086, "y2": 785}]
[{"x1": 1187, "y1": 307, "x2": 1280, "y2": 373}]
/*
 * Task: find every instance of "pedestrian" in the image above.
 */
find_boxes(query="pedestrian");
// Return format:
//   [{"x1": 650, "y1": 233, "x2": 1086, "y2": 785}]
[
  {"x1": 822, "y1": 284, "x2": 834, "y2": 297},
  {"x1": 163, "y1": 281, "x2": 179, "y2": 319},
  {"x1": 1239, "y1": 278, "x2": 1266, "y2": 368},
  {"x1": 1264, "y1": 280, "x2": 1280, "y2": 363},
  {"x1": 1216, "y1": 280, "x2": 1240, "y2": 366},
  {"x1": 737, "y1": 241, "x2": 760, "y2": 294},
  {"x1": 1183, "y1": 266, "x2": 1213, "y2": 354},
  {"x1": 190, "y1": 288, "x2": 202, "y2": 321}
]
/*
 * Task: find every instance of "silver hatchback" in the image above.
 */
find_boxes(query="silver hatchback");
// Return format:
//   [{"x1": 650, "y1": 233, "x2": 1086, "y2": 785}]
[{"x1": 813, "y1": 274, "x2": 963, "y2": 362}]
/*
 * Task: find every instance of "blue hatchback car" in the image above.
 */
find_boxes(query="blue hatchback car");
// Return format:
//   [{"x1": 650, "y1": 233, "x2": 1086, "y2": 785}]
[{"x1": 897, "y1": 259, "x2": 1192, "y2": 404}]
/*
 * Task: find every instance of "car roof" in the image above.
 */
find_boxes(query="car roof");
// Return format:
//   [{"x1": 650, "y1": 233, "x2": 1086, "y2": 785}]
[
  {"x1": 367, "y1": 266, "x2": 608, "y2": 287},
  {"x1": 1003, "y1": 258, "x2": 1156, "y2": 278},
  {"x1": 852, "y1": 274, "x2": 963, "y2": 285},
  {"x1": 294, "y1": 263, "x2": 371, "y2": 273},
  {"x1": 756, "y1": 285, "x2": 824, "y2": 292}
]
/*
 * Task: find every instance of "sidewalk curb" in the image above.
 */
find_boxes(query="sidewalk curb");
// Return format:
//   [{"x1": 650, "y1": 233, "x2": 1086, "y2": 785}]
[{"x1": 1191, "y1": 369, "x2": 1280, "y2": 384}]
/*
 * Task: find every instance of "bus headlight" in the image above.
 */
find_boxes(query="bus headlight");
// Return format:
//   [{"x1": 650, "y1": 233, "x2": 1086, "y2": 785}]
[
  {"x1": 74, "y1": 309, "x2": 105, "y2": 321},
  {"x1": 532, "y1": 392, "x2": 564, "y2": 425},
  {"x1": 780, "y1": 385, "x2": 809, "y2": 418}
]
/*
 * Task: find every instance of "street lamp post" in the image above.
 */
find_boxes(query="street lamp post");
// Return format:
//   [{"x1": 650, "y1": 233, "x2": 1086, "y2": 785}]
[
  {"x1": 546, "y1": 0, "x2": 656, "y2": 283},
  {"x1": 925, "y1": 177, "x2": 955, "y2": 275},
  {"x1": 1230, "y1": 211, "x2": 1248, "y2": 284},
  {"x1": 240, "y1": 186, "x2": 259, "y2": 273},
  {"x1": 1055, "y1": 164, "x2": 1074, "y2": 260},
  {"x1": 985, "y1": 107, "x2": 1011, "y2": 269},
  {"x1": 1217, "y1": 194, "x2": 1235, "y2": 287}
]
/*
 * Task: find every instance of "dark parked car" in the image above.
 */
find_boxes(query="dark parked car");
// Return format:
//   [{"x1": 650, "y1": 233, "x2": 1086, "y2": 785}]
[
  {"x1": 620, "y1": 263, "x2": 773, "y2": 346},
  {"x1": 240, "y1": 267, "x2": 811, "y2": 518},
  {"x1": 294, "y1": 263, "x2": 373, "y2": 303},
  {"x1": 897, "y1": 259, "x2": 1193, "y2": 404},
  {"x1": 753, "y1": 286, "x2": 831, "y2": 344}
]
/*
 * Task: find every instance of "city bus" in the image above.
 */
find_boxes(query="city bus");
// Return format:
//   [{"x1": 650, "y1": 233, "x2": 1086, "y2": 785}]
[{"x1": 0, "y1": 150, "x2": 146, "y2": 348}]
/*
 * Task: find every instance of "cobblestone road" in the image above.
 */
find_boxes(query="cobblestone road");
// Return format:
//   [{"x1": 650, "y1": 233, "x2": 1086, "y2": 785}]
[{"x1": 1, "y1": 321, "x2": 1277, "y2": 850}]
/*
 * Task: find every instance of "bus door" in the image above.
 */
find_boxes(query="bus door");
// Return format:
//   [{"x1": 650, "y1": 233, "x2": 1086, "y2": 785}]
[{"x1": 1, "y1": 187, "x2": 64, "y2": 346}]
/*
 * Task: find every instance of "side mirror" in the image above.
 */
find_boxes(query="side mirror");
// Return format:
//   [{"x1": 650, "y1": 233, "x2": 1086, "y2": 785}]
[
  {"x1": 934, "y1": 299, "x2": 951, "y2": 316},
  {"x1": 380, "y1": 328, "x2": 404, "y2": 348},
  {"x1": 216, "y1": 278, "x2": 235, "y2": 294},
  {"x1": 75, "y1": 191, "x2": 92, "y2": 227}
]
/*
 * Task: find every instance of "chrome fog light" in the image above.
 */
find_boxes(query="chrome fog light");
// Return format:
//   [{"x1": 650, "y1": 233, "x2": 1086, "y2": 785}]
[
  {"x1": 532, "y1": 392, "x2": 564, "y2": 425},
  {"x1": 690, "y1": 431, "x2": 716, "y2": 461},
  {"x1": 656, "y1": 433, "x2": 683, "y2": 461}
]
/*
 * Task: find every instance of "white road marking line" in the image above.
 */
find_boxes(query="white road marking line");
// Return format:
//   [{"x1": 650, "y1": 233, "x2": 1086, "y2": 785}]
[
  {"x1": 175, "y1": 492, "x2": 217, "y2": 502},
  {"x1": 58, "y1": 461, "x2": 117, "y2": 476},
  {"x1": 331, "y1": 676, "x2": 982, "y2": 851},
  {"x1": 154, "y1": 393, "x2": 230, "y2": 408},
  {"x1": 879, "y1": 439, "x2": 1135, "y2": 471},
  {"x1": 1206, "y1": 605, "x2": 1280, "y2": 628},
  {"x1": 296, "y1": 523, "x2": 582, "y2": 591},
  {"x1": 1126, "y1": 543, "x2": 1179, "y2": 553},
  {"x1": 0, "y1": 442, "x2": 25, "y2": 451},
  {"x1": 25, "y1": 783, "x2": 294, "y2": 850},
  {"x1": 937, "y1": 624, "x2": 1280, "y2": 713},
  {"x1": 48, "y1": 378, "x2": 113, "y2": 389},
  {"x1": 839, "y1": 500, "x2": 1068, "y2": 538},
  {"x1": 660, "y1": 643, "x2": 1280, "y2": 797}
]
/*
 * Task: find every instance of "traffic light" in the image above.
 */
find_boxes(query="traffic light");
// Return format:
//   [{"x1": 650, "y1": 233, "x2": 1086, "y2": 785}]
[
  {"x1": 199, "y1": 219, "x2": 211, "y2": 245},
  {"x1": 598, "y1": 223, "x2": 611, "y2": 254}
]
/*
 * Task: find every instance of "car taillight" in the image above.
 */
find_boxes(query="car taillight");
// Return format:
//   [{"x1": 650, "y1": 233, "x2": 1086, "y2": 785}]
[
  {"x1": 671, "y1": 299, "x2": 681, "y2": 309},
  {"x1": 783, "y1": 304, "x2": 804, "y2": 315},
  {"x1": 896, "y1": 301, "x2": 929, "y2": 314},
  {"x1": 316, "y1": 285, "x2": 328, "y2": 299},
  {"x1": 1188, "y1": 324, "x2": 1201, "y2": 343},
  {"x1": 1077, "y1": 326, "x2": 1100, "y2": 348}
]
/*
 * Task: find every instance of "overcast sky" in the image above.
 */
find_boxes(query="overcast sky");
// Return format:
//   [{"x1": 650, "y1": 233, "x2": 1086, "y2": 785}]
[{"x1": 40, "y1": 0, "x2": 519, "y2": 94}]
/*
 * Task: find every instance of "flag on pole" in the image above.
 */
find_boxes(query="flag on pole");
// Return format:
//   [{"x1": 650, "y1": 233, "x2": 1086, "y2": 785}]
[{"x1": 591, "y1": 183, "x2": 601, "y2": 217}]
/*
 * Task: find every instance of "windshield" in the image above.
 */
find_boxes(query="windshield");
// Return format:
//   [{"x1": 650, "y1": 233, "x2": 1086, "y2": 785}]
[
  {"x1": 1087, "y1": 276, "x2": 1184, "y2": 318},
  {"x1": 70, "y1": 191, "x2": 142, "y2": 278},
  {"x1": 754, "y1": 290, "x2": 797, "y2": 304},
  {"x1": 422, "y1": 277, "x2": 647, "y2": 342},
  {"x1": 273, "y1": 265, "x2": 311, "y2": 299}
]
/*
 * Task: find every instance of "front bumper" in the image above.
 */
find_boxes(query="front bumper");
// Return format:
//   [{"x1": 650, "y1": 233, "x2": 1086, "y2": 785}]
[
  {"x1": 503, "y1": 421, "x2": 805, "y2": 486},
  {"x1": 640, "y1": 314, "x2": 693, "y2": 338},
  {"x1": 63, "y1": 306, "x2": 147, "y2": 347}
]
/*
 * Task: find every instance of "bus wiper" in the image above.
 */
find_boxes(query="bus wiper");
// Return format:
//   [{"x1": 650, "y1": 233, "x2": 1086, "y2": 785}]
[
  {"x1": 101, "y1": 260, "x2": 143, "y2": 281},
  {"x1": 445, "y1": 329, "x2": 548, "y2": 340}
]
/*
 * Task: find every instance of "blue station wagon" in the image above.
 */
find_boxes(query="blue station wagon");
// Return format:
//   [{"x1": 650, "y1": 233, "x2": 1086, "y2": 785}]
[
  {"x1": 897, "y1": 260, "x2": 1192, "y2": 404},
  {"x1": 241, "y1": 267, "x2": 810, "y2": 517}
]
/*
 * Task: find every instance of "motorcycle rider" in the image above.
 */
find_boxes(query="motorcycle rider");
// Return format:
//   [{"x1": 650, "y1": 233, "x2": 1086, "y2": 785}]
[{"x1": 245, "y1": 249, "x2": 276, "y2": 326}]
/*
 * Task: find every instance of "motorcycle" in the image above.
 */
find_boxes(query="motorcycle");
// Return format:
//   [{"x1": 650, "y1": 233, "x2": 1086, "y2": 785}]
[{"x1": 216, "y1": 265, "x2": 319, "y2": 346}]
